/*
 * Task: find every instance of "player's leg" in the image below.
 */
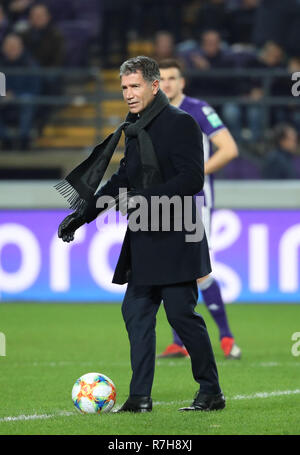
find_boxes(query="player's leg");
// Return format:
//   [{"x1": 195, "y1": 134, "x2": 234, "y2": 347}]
[
  {"x1": 162, "y1": 280, "x2": 225, "y2": 411},
  {"x1": 199, "y1": 273, "x2": 233, "y2": 340},
  {"x1": 158, "y1": 205, "x2": 241, "y2": 359},
  {"x1": 157, "y1": 327, "x2": 189, "y2": 358},
  {"x1": 197, "y1": 274, "x2": 240, "y2": 358},
  {"x1": 199, "y1": 206, "x2": 241, "y2": 359},
  {"x1": 121, "y1": 281, "x2": 161, "y2": 397}
]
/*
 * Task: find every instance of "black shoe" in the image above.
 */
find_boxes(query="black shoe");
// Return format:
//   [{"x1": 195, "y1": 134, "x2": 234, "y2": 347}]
[
  {"x1": 113, "y1": 396, "x2": 152, "y2": 413},
  {"x1": 179, "y1": 391, "x2": 225, "y2": 412}
]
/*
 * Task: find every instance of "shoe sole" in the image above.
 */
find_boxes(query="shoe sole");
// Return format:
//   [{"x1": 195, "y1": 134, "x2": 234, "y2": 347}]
[
  {"x1": 113, "y1": 408, "x2": 152, "y2": 413},
  {"x1": 224, "y1": 344, "x2": 242, "y2": 360},
  {"x1": 226, "y1": 353, "x2": 241, "y2": 359},
  {"x1": 179, "y1": 400, "x2": 226, "y2": 412},
  {"x1": 157, "y1": 353, "x2": 189, "y2": 359},
  {"x1": 225, "y1": 349, "x2": 242, "y2": 360}
]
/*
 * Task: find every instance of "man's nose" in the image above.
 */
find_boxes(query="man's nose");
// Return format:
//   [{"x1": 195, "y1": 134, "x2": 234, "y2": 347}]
[{"x1": 126, "y1": 88, "x2": 133, "y2": 99}]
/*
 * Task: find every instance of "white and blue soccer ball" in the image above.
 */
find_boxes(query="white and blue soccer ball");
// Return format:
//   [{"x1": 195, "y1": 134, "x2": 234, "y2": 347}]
[{"x1": 72, "y1": 372, "x2": 116, "y2": 414}]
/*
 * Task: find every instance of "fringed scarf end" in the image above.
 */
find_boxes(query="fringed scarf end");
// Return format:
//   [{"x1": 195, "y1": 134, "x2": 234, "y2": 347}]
[{"x1": 54, "y1": 180, "x2": 87, "y2": 211}]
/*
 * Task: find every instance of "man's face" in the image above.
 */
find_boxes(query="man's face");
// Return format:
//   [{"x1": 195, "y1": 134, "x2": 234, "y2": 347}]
[
  {"x1": 121, "y1": 70, "x2": 159, "y2": 114},
  {"x1": 159, "y1": 67, "x2": 185, "y2": 102},
  {"x1": 30, "y1": 6, "x2": 50, "y2": 29},
  {"x1": 288, "y1": 58, "x2": 300, "y2": 73},
  {"x1": 154, "y1": 33, "x2": 174, "y2": 59},
  {"x1": 2, "y1": 36, "x2": 23, "y2": 61},
  {"x1": 281, "y1": 128, "x2": 298, "y2": 153},
  {"x1": 243, "y1": 0, "x2": 259, "y2": 7},
  {"x1": 263, "y1": 42, "x2": 283, "y2": 66},
  {"x1": 201, "y1": 32, "x2": 220, "y2": 57}
]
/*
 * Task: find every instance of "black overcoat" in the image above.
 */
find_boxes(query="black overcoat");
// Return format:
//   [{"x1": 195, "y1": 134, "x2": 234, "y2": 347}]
[{"x1": 89, "y1": 103, "x2": 212, "y2": 286}]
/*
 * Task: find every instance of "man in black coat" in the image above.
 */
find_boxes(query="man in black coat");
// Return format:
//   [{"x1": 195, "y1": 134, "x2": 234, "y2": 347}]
[{"x1": 58, "y1": 56, "x2": 225, "y2": 413}]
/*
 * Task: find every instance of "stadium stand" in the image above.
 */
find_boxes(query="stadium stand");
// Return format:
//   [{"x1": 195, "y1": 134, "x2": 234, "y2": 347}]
[{"x1": 0, "y1": 0, "x2": 299, "y2": 180}]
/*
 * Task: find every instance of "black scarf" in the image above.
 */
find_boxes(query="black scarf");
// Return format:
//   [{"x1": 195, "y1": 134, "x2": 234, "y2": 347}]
[{"x1": 55, "y1": 89, "x2": 169, "y2": 210}]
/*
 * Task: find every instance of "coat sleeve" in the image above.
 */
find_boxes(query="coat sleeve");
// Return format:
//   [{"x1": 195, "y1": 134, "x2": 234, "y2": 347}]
[
  {"x1": 142, "y1": 113, "x2": 204, "y2": 199},
  {"x1": 85, "y1": 157, "x2": 130, "y2": 223}
]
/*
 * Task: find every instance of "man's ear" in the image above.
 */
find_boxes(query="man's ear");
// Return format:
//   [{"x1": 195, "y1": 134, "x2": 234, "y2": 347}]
[{"x1": 152, "y1": 79, "x2": 160, "y2": 95}]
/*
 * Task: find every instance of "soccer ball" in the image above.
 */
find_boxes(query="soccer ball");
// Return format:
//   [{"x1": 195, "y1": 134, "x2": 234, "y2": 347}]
[{"x1": 72, "y1": 372, "x2": 116, "y2": 414}]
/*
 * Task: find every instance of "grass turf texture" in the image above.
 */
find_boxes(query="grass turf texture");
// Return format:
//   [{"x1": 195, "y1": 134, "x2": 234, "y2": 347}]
[{"x1": 0, "y1": 303, "x2": 299, "y2": 435}]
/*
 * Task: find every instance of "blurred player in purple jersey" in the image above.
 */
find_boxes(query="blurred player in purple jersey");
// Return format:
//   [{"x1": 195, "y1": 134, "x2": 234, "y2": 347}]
[{"x1": 158, "y1": 59, "x2": 241, "y2": 359}]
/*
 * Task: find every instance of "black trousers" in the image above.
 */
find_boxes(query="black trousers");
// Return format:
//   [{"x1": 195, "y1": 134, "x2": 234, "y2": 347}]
[{"x1": 122, "y1": 280, "x2": 221, "y2": 397}]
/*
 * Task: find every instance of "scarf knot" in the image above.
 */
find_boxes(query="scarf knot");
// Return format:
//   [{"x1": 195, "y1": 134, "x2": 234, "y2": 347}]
[{"x1": 124, "y1": 123, "x2": 139, "y2": 137}]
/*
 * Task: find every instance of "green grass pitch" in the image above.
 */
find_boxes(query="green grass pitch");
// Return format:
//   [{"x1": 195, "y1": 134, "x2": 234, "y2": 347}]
[{"x1": 0, "y1": 302, "x2": 299, "y2": 435}]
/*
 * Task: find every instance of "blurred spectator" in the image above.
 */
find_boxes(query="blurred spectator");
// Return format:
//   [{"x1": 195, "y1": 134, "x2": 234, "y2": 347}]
[
  {"x1": 222, "y1": 41, "x2": 286, "y2": 143},
  {"x1": 270, "y1": 57, "x2": 300, "y2": 131},
  {"x1": 0, "y1": 5, "x2": 10, "y2": 42},
  {"x1": 197, "y1": 0, "x2": 230, "y2": 41},
  {"x1": 253, "y1": 0, "x2": 300, "y2": 56},
  {"x1": 152, "y1": 31, "x2": 176, "y2": 62},
  {"x1": 130, "y1": 0, "x2": 183, "y2": 42},
  {"x1": 258, "y1": 40, "x2": 286, "y2": 69},
  {"x1": 21, "y1": 4, "x2": 65, "y2": 133},
  {"x1": 227, "y1": 0, "x2": 259, "y2": 45},
  {"x1": 72, "y1": 0, "x2": 100, "y2": 40},
  {"x1": 22, "y1": 3, "x2": 64, "y2": 67},
  {"x1": 2, "y1": 0, "x2": 35, "y2": 32},
  {"x1": 179, "y1": 30, "x2": 235, "y2": 98},
  {"x1": 100, "y1": 0, "x2": 128, "y2": 67},
  {"x1": 0, "y1": 34, "x2": 40, "y2": 150},
  {"x1": 41, "y1": 0, "x2": 76, "y2": 22},
  {"x1": 262, "y1": 123, "x2": 299, "y2": 179},
  {"x1": 56, "y1": 0, "x2": 100, "y2": 67},
  {"x1": 180, "y1": 30, "x2": 232, "y2": 72}
]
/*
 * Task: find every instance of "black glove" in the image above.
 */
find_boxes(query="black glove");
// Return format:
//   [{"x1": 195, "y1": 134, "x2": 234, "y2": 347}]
[{"x1": 58, "y1": 205, "x2": 87, "y2": 243}]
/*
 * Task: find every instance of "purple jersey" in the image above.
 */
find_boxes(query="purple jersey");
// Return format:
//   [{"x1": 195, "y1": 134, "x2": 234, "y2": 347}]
[{"x1": 179, "y1": 96, "x2": 225, "y2": 208}]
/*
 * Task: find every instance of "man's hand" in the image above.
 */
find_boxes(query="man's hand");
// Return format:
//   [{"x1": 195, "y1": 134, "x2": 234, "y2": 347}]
[
  {"x1": 58, "y1": 209, "x2": 86, "y2": 243},
  {"x1": 248, "y1": 88, "x2": 264, "y2": 101},
  {"x1": 190, "y1": 53, "x2": 210, "y2": 70}
]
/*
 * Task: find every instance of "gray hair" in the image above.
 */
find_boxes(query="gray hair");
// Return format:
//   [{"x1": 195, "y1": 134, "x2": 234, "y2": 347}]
[{"x1": 120, "y1": 56, "x2": 160, "y2": 83}]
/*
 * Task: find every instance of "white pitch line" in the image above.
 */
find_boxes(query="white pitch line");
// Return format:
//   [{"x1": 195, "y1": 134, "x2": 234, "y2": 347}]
[
  {"x1": 153, "y1": 389, "x2": 300, "y2": 406},
  {"x1": 1, "y1": 389, "x2": 300, "y2": 423},
  {"x1": 232, "y1": 389, "x2": 300, "y2": 400},
  {"x1": 0, "y1": 411, "x2": 75, "y2": 423},
  {"x1": 4, "y1": 360, "x2": 300, "y2": 369}
]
